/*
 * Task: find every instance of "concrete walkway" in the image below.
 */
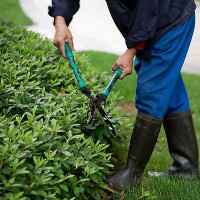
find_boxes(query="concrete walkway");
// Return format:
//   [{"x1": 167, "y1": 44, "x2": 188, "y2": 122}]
[{"x1": 20, "y1": 0, "x2": 200, "y2": 74}]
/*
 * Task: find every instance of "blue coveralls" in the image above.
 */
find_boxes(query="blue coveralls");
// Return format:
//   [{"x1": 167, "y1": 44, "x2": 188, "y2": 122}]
[{"x1": 134, "y1": 14, "x2": 195, "y2": 118}]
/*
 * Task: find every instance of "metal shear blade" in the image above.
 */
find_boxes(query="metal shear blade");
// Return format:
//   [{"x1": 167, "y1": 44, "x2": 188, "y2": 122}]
[
  {"x1": 85, "y1": 95, "x2": 116, "y2": 137},
  {"x1": 86, "y1": 102, "x2": 96, "y2": 126}
]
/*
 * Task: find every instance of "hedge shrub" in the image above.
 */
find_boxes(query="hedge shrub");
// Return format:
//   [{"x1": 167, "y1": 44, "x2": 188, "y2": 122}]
[{"x1": 0, "y1": 20, "x2": 130, "y2": 199}]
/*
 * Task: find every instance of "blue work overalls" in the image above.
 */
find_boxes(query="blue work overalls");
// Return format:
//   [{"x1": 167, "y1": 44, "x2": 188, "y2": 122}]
[{"x1": 134, "y1": 14, "x2": 195, "y2": 118}]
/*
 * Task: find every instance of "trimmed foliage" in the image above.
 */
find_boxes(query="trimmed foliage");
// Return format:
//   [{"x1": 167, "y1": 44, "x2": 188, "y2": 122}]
[{"x1": 0, "y1": 20, "x2": 130, "y2": 199}]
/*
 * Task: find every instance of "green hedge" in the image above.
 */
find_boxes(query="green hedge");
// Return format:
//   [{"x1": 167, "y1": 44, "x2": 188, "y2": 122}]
[{"x1": 0, "y1": 20, "x2": 130, "y2": 199}]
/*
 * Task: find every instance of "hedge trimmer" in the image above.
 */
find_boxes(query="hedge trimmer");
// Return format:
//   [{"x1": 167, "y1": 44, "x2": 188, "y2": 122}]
[{"x1": 65, "y1": 43, "x2": 122, "y2": 137}]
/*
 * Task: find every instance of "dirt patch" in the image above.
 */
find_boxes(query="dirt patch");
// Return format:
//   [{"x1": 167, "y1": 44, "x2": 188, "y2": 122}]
[{"x1": 116, "y1": 101, "x2": 137, "y2": 117}]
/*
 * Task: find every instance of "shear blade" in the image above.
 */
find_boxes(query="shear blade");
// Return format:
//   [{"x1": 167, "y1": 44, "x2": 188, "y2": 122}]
[
  {"x1": 86, "y1": 102, "x2": 95, "y2": 126},
  {"x1": 84, "y1": 93, "x2": 116, "y2": 137},
  {"x1": 96, "y1": 106, "x2": 116, "y2": 137},
  {"x1": 103, "y1": 117, "x2": 116, "y2": 137}
]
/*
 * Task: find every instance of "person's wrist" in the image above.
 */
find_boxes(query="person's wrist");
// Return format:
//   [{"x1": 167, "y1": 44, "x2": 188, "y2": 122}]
[
  {"x1": 55, "y1": 16, "x2": 67, "y2": 27},
  {"x1": 126, "y1": 48, "x2": 137, "y2": 57}
]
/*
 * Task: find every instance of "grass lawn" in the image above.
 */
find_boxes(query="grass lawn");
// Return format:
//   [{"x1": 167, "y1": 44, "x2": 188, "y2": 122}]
[
  {"x1": 0, "y1": 0, "x2": 32, "y2": 25},
  {"x1": 78, "y1": 51, "x2": 200, "y2": 200}
]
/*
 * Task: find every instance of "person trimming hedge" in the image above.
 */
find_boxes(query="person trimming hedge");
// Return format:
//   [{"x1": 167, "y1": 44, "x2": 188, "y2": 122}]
[{"x1": 48, "y1": 0, "x2": 199, "y2": 191}]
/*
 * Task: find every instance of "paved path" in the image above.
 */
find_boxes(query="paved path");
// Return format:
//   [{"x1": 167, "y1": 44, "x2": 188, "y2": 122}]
[{"x1": 20, "y1": 0, "x2": 200, "y2": 74}]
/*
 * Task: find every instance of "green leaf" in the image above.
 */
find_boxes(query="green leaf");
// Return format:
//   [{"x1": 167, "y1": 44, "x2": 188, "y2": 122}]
[
  {"x1": 54, "y1": 186, "x2": 61, "y2": 195},
  {"x1": 105, "y1": 163, "x2": 114, "y2": 168},
  {"x1": 74, "y1": 186, "x2": 80, "y2": 197},
  {"x1": 98, "y1": 182, "x2": 108, "y2": 189},
  {"x1": 15, "y1": 167, "x2": 29, "y2": 175},
  {"x1": 37, "y1": 190, "x2": 47, "y2": 197},
  {"x1": 14, "y1": 192, "x2": 24, "y2": 199},
  {"x1": 90, "y1": 174, "x2": 100, "y2": 184},
  {"x1": 60, "y1": 184, "x2": 68, "y2": 192},
  {"x1": 74, "y1": 186, "x2": 84, "y2": 197}
]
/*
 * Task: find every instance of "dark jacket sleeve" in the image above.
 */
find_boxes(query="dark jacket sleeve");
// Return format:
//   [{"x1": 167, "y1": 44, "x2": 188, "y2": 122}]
[
  {"x1": 105, "y1": 0, "x2": 132, "y2": 39},
  {"x1": 125, "y1": 0, "x2": 159, "y2": 48},
  {"x1": 106, "y1": 0, "x2": 159, "y2": 49},
  {"x1": 48, "y1": 0, "x2": 80, "y2": 25}
]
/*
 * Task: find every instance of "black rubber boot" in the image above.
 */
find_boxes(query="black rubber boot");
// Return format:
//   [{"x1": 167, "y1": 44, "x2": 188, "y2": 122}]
[
  {"x1": 148, "y1": 110, "x2": 199, "y2": 179},
  {"x1": 106, "y1": 112, "x2": 163, "y2": 191}
]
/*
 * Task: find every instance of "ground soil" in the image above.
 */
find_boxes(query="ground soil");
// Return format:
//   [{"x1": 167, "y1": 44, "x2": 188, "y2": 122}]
[{"x1": 116, "y1": 101, "x2": 137, "y2": 117}]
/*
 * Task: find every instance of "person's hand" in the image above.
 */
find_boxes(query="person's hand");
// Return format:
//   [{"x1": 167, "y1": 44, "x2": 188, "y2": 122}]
[
  {"x1": 112, "y1": 48, "x2": 137, "y2": 79},
  {"x1": 53, "y1": 16, "x2": 74, "y2": 58}
]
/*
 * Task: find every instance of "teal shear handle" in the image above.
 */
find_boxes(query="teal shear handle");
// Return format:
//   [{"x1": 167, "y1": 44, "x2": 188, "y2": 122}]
[
  {"x1": 96, "y1": 68, "x2": 122, "y2": 102},
  {"x1": 65, "y1": 42, "x2": 122, "y2": 101},
  {"x1": 65, "y1": 43, "x2": 86, "y2": 89},
  {"x1": 103, "y1": 68, "x2": 122, "y2": 97}
]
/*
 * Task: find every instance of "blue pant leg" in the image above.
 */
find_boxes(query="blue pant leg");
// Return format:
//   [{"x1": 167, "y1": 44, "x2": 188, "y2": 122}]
[
  {"x1": 165, "y1": 74, "x2": 190, "y2": 115},
  {"x1": 135, "y1": 14, "x2": 195, "y2": 118}
]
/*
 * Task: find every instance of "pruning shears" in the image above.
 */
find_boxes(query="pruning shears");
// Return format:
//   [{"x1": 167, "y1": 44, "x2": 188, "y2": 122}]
[{"x1": 65, "y1": 43, "x2": 122, "y2": 137}]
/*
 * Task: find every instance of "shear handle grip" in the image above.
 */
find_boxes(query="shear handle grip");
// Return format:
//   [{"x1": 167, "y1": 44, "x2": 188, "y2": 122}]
[
  {"x1": 102, "y1": 68, "x2": 122, "y2": 99},
  {"x1": 65, "y1": 43, "x2": 86, "y2": 89}
]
